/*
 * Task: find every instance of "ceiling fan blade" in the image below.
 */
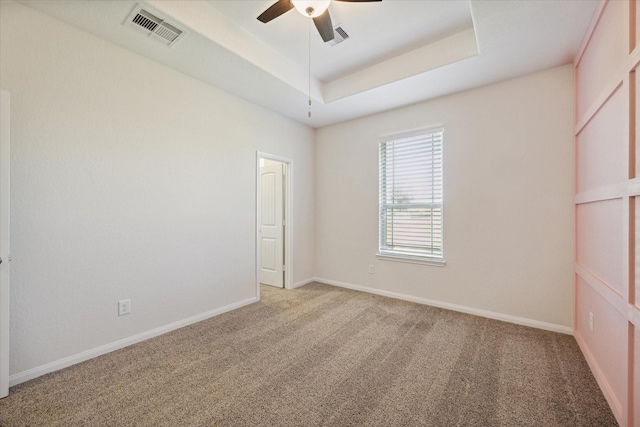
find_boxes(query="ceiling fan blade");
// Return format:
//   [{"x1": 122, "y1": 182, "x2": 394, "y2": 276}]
[
  {"x1": 313, "y1": 11, "x2": 334, "y2": 42},
  {"x1": 334, "y1": 0, "x2": 382, "y2": 2},
  {"x1": 257, "y1": 0, "x2": 294, "y2": 23}
]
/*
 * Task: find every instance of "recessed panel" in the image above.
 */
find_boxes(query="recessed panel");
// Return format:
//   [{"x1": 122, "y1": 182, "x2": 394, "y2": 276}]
[
  {"x1": 576, "y1": 86, "x2": 627, "y2": 194},
  {"x1": 575, "y1": 275, "x2": 627, "y2": 419},
  {"x1": 629, "y1": 0, "x2": 640, "y2": 48},
  {"x1": 261, "y1": 238, "x2": 276, "y2": 271},
  {"x1": 636, "y1": 197, "x2": 640, "y2": 307},
  {"x1": 577, "y1": 199, "x2": 624, "y2": 295},
  {"x1": 576, "y1": 0, "x2": 627, "y2": 119},
  {"x1": 261, "y1": 172, "x2": 276, "y2": 226},
  {"x1": 635, "y1": 322, "x2": 640, "y2": 425},
  {"x1": 636, "y1": 71, "x2": 640, "y2": 178}
]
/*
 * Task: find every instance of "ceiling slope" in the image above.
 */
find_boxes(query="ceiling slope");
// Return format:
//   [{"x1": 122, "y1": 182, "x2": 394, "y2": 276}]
[{"x1": 17, "y1": 0, "x2": 598, "y2": 128}]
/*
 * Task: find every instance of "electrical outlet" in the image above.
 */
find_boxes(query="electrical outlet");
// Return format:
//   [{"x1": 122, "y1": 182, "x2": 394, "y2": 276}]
[
  {"x1": 368, "y1": 265, "x2": 375, "y2": 274},
  {"x1": 118, "y1": 299, "x2": 131, "y2": 316},
  {"x1": 588, "y1": 311, "x2": 594, "y2": 331}
]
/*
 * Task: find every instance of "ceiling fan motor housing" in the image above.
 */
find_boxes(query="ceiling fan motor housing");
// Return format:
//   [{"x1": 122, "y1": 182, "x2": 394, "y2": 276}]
[{"x1": 258, "y1": 0, "x2": 381, "y2": 43}]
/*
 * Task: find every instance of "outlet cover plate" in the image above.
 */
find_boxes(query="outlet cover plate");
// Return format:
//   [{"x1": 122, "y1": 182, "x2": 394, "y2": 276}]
[{"x1": 118, "y1": 299, "x2": 131, "y2": 316}]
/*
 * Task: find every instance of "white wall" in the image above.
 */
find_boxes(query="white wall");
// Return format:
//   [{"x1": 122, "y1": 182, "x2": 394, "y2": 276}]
[
  {"x1": 0, "y1": 1, "x2": 315, "y2": 379},
  {"x1": 315, "y1": 65, "x2": 574, "y2": 330}
]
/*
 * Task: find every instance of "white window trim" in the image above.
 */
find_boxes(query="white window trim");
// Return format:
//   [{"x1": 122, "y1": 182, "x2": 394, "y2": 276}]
[
  {"x1": 377, "y1": 127, "x2": 445, "y2": 266},
  {"x1": 376, "y1": 252, "x2": 446, "y2": 267}
]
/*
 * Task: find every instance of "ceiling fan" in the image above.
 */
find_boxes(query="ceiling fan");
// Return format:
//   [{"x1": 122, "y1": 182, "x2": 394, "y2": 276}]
[{"x1": 257, "y1": 0, "x2": 382, "y2": 43}]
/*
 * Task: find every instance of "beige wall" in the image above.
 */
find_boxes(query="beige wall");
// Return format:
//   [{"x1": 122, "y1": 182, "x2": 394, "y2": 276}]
[{"x1": 316, "y1": 65, "x2": 575, "y2": 330}]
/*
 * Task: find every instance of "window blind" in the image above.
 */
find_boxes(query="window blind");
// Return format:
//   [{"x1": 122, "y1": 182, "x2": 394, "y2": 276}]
[{"x1": 379, "y1": 129, "x2": 443, "y2": 258}]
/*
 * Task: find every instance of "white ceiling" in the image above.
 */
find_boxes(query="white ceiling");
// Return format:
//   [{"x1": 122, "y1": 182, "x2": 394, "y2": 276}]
[
  {"x1": 18, "y1": 0, "x2": 598, "y2": 128},
  {"x1": 210, "y1": 0, "x2": 475, "y2": 82}
]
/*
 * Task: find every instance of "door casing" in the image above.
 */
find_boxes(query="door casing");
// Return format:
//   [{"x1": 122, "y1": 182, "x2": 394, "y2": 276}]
[{"x1": 0, "y1": 90, "x2": 10, "y2": 398}]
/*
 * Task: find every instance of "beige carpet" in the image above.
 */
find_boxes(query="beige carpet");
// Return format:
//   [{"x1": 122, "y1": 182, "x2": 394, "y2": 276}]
[{"x1": 0, "y1": 282, "x2": 617, "y2": 426}]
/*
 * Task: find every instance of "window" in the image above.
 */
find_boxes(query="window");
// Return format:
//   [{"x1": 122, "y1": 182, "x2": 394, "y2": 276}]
[{"x1": 378, "y1": 128, "x2": 444, "y2": 265}]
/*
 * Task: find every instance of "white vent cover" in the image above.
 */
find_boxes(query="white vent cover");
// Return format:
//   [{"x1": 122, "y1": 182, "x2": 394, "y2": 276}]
[
  {"x1": 328, "y1": 26, "x2": 350, "y2": 47},
  {"x1": 124, "y1": 5, "x2": 186, "y2": 47}
]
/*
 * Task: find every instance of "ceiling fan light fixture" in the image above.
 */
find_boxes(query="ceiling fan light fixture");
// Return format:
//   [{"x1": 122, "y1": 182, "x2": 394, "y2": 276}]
[{"x1": 291, "y1": 0, "x2": 331, "y2": 18}]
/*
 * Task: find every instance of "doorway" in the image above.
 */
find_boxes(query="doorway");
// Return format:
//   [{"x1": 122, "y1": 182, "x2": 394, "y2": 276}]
[{"x1": 256, "y1": 153, "x2": 292, "y2": 297}]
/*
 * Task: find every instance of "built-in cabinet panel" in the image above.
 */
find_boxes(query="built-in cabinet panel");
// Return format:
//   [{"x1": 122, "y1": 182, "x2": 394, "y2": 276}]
[
  {"x1": 576, "y1": 0, "x2": 628, "y2": 119},
  {"x1": 577, "y1": 200, "x2": 624, "y2": 294},
  {"x1": 574, "y1": 1, "x2": 634, "y2": 425},
  {"x1": 576, "y1": 87, "x2": 627, "y2": 193}
]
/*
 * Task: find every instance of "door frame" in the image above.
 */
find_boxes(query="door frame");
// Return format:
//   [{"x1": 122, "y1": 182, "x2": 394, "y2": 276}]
[
  {"x1": 256, "y1": 152, "x2": 292, "y2": 300},
  {"x1": 0, "y1": 90, "x2": 10, "y2": 398}
]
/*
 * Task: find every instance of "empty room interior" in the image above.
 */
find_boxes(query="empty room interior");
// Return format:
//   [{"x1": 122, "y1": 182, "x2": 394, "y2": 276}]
[{"x1": 0, "y1": 0, "x2": 638, "y2": 425}]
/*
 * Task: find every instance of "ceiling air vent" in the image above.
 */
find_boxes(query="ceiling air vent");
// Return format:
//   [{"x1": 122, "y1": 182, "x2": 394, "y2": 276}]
[
  {"x1": 124, "y1": 5, "x2": 187, "y2": 47},
  {"x1": 328, "y1": 26, "x2": 350, "y2": 47}
]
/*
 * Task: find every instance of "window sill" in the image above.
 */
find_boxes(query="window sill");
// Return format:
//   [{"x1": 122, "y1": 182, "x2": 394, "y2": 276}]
[{"x1": 376, "y1": 253, "x2": 446, "y2": 267}]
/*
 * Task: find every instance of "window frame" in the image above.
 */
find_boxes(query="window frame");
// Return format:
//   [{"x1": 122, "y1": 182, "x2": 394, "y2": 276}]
[{"x1": 377, "y1": 127, "x2": 446, "y2": 267}]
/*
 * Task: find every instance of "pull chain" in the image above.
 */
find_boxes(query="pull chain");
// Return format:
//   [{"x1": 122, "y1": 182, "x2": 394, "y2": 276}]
[{"x1": 308, "y1": 17, "x2": 312, "y2": 118}]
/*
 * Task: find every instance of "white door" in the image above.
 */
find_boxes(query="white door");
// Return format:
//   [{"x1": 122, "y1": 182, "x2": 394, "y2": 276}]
[
  {"x1": 0, "y1": 90, "x2": 10, "y2": 398},
  {"x1": 259, "y1": 161, "x2": 284, "y2": 288}
]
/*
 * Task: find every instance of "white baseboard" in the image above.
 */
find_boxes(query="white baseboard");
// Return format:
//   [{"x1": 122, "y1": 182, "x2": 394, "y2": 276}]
[
  {"x1": 315, "y1": 277, "x2": 573, "y2": 335},
  {"x1": 290, "y1": 277, "x2": 316, "y2": 289},
  {"x1": 9, "y1": 296, "x2": 258, "y2": 387},
  {"x1": 11, "y1": 279, "x2": 572, "y2": 387},
  {"x1": 574, "y1": 330, "x2": 622, "y2": 424}
]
